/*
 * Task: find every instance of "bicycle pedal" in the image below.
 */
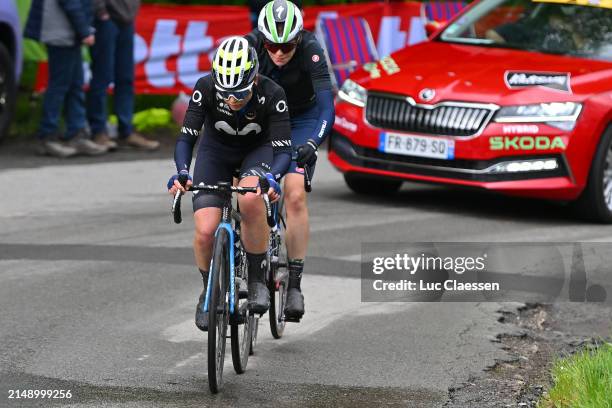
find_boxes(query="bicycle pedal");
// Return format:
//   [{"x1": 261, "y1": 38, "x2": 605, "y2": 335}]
[
  {"x1": 230, "y1": 313, "x2": 246, "y2": 325},
  {"x1": 284, "y1": 316, "x2": 301, "y2": 323}
]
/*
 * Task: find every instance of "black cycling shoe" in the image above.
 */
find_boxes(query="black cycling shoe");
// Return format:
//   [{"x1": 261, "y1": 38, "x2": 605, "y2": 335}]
[
  {"x1": 248, "y1": 281, "x2": 270, "y2": 314},
  {"x1": 195, "y1": 270, "x2": 209, "y2": 331},
  {"x1": 284, "y1": 288, "x2": 305, "y2": 319},
  {"x1": 195, "y1": 289, "x2": 209, "y2": 331}
]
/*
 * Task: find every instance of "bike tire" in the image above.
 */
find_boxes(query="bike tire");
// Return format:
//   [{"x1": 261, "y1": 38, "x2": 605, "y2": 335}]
[
  {"x1": 207, "y1": 229, "x2": 230, "y2": 394},
  {"x1": 231, "y1": 256, "x2": 252, "y2": 374},
  {"x1": 269, "y1": 197, "x2": 288, "y2": 339}
]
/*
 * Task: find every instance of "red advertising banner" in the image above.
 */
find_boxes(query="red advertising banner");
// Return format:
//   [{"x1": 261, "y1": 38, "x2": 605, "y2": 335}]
[{"x1": 35, "y1": 2, "x2": 425, "y2": 95}]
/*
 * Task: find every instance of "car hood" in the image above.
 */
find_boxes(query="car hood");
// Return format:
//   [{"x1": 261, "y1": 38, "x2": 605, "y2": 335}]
[{"x1": 352, "y1": 41, "x2": 612, "y2": 105}]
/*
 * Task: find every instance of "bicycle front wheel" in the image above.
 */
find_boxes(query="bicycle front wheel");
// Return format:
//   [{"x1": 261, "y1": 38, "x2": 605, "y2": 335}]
[{"x1": 208, "y1": 229, "x2": 230, "y2": 394}]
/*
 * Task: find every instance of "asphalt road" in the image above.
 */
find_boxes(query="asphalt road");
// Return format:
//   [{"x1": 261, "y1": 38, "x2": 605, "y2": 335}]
[{"x1": 1, "y1": 144, "x2": 611, "y2": 407}]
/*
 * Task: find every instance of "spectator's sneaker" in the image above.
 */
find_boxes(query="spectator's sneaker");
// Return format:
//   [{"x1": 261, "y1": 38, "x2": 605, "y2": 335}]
[
  {"x1": 93, "y1": 132, "x2": 118, "y2": 151},
  {"x1": 37, "y1": 137, "x2": 77, "y2": 158},
  {"x1": 68, "y1": 130, "x2": 108, "y2": 156},
  {"x1": 119, "y1": 133, "x2": 160, "y2": 151}
]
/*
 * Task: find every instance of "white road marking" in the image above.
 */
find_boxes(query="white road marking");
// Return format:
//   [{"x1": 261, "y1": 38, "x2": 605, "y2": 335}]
[{"x1": 164, "y1": 275, "x2": 415, "y2": 373}]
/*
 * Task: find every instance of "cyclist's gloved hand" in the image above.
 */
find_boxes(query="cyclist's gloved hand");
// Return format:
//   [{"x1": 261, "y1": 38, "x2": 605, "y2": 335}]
[
  {"x1": 266, "y1": 173, "x2": 281, "y2": 195},
  {"x1": 296, "y1": 139, "x2": 318, "y2": 168},
  {"x1": 258, "y1": 172, "x2": 281, "y2": 203},
  {"x1": 167, "y1": 170, "x2": 192, "y2": 194}
]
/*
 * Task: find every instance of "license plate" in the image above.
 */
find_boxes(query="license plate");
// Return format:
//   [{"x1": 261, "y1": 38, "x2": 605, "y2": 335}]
[{"x1": 379, "y1": 133, "x2": 455, "y2": 160}]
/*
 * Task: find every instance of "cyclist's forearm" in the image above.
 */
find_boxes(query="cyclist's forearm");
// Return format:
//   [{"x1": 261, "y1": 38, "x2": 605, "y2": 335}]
[
  {"x1": 311, "y1": 89, "x2": 335, "y2": 146},
  {"x1": 174, "y1": 134, "x2": 195, "y2": 173},
  {"x1": 270, "y1": 151, "x2": 291, "y2": 180}
]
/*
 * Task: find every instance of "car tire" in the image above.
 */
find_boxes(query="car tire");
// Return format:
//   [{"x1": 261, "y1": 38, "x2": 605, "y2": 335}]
[
  {"x1": 0, "y1": 42, "x2": 17, "y2": 143},
  {"x1": 344, "y1": 173, "x2": 403, "y2": 195},
  {"x1": 573, "y1": 125, "x2": 612, "y2": 223}
]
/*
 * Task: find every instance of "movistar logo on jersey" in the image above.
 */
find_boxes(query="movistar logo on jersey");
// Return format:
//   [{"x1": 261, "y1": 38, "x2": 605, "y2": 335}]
[
  {"x1": 214, "y1": 121, "x2": 262, "y2": 135},
  {"x1": 490, "y1": 136, "x2": 566, "y2": 151}
]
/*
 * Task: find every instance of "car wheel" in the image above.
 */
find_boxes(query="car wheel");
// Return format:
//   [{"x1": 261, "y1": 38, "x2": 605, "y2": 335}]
[
  {"x1": 574, "y1": 125, "x2": 612, "y2": 223},
  {"x1": 344, "y1": 173, "x2": 403, "y2": 195},
  {"x1": 0, "y1": 42, "x2": 17, "y2": 143}
]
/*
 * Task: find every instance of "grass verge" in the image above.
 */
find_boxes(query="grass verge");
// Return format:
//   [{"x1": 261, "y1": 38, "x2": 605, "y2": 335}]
[{"x1": 538, "y1": 341, "x2": 612, "y2": 408}]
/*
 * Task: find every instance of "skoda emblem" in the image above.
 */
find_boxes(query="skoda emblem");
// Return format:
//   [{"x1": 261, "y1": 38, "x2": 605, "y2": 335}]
[{"x1": 419, "y1": 88, "x2": 435, "y2": 102}]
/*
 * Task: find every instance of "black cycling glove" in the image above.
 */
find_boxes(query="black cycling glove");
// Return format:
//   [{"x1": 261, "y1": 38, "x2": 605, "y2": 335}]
[{"x1": 296, "y1": 139, "x2": 318, "y2": 168}]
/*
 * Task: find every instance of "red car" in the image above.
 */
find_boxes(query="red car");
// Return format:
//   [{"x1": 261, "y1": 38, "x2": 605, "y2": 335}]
[{"x1": 328, "y1": 0, "x2": 612, "y2": 222}]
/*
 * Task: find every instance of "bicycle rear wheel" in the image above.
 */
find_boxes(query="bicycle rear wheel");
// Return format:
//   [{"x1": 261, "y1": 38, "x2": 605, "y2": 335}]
[
  {"x1": 208, "y1": 229, "x2": 230, "y2": 394},
  {"x1": 269, "y1": 197, "x2": 288, "y2": 339}
]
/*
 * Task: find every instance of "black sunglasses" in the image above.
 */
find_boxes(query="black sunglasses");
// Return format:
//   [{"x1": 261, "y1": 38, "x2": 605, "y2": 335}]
[{"x1": 264, "y1": 41, "x2": 298, "y2": 54}]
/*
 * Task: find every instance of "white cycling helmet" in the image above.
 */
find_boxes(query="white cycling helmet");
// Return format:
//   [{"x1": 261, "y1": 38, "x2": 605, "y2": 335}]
[
  {"x1": 212, "y1": 36, "x2": 259, "y2": 91},
  {"x1": 258, "y1": 0, "x2": 303, "y2": 43}
]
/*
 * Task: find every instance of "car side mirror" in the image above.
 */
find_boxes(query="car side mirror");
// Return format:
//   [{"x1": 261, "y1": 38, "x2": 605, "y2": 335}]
[{"x1": 425, "y1": 21, "x2": 447, "y2": 38}]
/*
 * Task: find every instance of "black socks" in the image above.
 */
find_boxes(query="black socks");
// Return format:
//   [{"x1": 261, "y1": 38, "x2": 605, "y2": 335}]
[
  {"x1": 199, "y1": 269, "x2": 208, "y2": 285},
  {"x1": 288, "y1": 259, "x2": 304, "y2": 290},
  {"x1": 246, "y1": 252, "x2": 267, "y2": 283}
]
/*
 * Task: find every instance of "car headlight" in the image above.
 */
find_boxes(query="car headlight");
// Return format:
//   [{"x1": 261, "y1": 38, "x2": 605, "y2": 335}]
[
  {"x1": 494, "y1": 102, "x2": 582, "y2": 131},
  {"x1": 338, "y1": 79, "x2": 367, "y2": 107}
]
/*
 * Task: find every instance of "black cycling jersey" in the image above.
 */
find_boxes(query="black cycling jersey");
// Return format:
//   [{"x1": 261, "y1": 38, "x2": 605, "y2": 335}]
[
  {"x1": 175, "y1": 74, "x2": 292, "y2": 173},
  {"x1": 245, "y1": 30, "x2": 332, "y2": 116}
]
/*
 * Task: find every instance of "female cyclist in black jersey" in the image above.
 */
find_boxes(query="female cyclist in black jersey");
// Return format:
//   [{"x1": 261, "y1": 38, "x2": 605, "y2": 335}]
[{"x1": 167, "y1": 36, "x2": 292, "y2": 331}]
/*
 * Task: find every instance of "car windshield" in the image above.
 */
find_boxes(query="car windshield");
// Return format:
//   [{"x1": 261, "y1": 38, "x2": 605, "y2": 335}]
[{"x1": 439, "y1": 0, "x2": 612, "y2": 61}]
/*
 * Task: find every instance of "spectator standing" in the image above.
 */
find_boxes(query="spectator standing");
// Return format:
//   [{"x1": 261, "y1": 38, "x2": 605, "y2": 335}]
[
  {"x1": 87, "y1": 0, "x2": 159, "y2": 151},
  {"x1": 25, "y1": 0, "x2": 108, "y2": 158}
]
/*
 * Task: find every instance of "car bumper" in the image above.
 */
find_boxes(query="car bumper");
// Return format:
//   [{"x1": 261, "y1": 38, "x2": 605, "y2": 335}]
[{"x1": 329, "y1": 130, "x2": 582, "y2": 200}]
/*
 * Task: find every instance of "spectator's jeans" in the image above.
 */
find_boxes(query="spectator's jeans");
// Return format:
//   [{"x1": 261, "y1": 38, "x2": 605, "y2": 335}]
[
  {"x1": 39, "y1": 45, "x2": 85, "y2": 140},
  {"x1": 87, "y1": 18, "x2": 135, "y2": 139}
]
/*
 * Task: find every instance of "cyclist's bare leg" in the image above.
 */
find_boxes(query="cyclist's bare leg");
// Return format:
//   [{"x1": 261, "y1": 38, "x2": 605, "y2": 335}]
[
  {"x1": 193, "y1": 207, "x2": 222, "y2": 270},
  {"x1": 237, "y1": 175, "x2": 271, "y2": 312},
  {"x1": 284, "y1": 173, "x2": 309, "y2": 259},
  {"x1": 283, "y1": 173, "x2": 308, "y2": 319},
  {"x1": 193, "y1": 206, "x2": 221, "y2": 331}
]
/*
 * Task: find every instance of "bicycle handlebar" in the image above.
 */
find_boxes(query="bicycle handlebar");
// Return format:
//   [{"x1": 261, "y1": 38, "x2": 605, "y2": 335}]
[{"x1": 171, "y1": 182, "x2": 275, "y2": 227}]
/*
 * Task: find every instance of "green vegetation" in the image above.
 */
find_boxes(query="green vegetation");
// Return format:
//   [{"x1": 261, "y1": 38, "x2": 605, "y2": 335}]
[{"x1": 538, "y1": 342, "x2": 612, "y2": 408}]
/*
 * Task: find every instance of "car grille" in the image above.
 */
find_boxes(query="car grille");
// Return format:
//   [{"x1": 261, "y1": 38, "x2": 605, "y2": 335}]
[{"x1": 365, "y1": 93, "x2": 495, "y2": 137}]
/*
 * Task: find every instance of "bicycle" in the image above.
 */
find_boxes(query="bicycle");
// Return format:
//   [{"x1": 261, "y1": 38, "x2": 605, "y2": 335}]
[{"x1": 171, "y1": 177, "x2": 275, "y2": 393}]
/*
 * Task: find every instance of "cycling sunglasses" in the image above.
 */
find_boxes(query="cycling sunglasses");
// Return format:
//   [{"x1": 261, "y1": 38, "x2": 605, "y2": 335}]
[
  {"x1": 215, "y1": 83, "x2": 253, "y2": 102},
  {"x1": 264, "y1": 41, "x2": 298, "y2": 54}
]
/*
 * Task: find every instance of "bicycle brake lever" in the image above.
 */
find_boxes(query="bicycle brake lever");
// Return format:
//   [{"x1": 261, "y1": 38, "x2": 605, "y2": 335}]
[
  {"x1": 172, "y1": 190, "x2": 183, "y2": 224},
  {"x1": 262, "y1": 194, "x2": 275, "y2": 228}
]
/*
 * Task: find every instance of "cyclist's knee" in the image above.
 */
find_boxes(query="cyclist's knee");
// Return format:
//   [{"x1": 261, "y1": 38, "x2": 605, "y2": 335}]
[
  {"x1": 193, "y1": 209, "x2": 220, "y2": 247},
  {"x1": 194, "y1": 225, "x2": 215, "y2": 249},
  {"x1": 237, "y1": 193, "x2": 263, "y2": 222},
  {"x1": 285, "y1": 186, "x2": 306, "y2": 212}
]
